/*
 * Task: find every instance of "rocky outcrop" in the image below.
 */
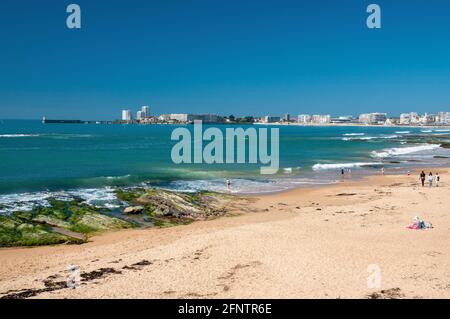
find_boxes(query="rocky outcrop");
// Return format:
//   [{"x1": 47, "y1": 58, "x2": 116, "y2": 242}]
[
  {"x1": 123, "y1": 206, "x2": 145, "y2": 214},
  {"x1": 0, "y1": 199, "x2": 134, "y2": 247},
  {"x1": 134, "y1": 189, "x2": 238, "y2": 220},
  {"x1": 0, "y1": 188, "x2": 241, "y2": 247}
]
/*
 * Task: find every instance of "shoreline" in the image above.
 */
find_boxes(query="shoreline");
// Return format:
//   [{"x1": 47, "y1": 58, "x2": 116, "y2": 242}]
[{"x1": 1, "y1": 167, "x2": 449, "y2": 298}]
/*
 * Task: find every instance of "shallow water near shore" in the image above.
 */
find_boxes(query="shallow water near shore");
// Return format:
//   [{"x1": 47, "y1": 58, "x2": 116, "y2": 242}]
[{"x1": 2, "y1": 119, "x2": 450, "y2": 214}]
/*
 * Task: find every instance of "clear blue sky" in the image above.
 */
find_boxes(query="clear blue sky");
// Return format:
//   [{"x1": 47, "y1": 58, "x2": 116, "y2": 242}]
[{"x1": 1, "y1": 0, "x2": 449, "y2": 120}]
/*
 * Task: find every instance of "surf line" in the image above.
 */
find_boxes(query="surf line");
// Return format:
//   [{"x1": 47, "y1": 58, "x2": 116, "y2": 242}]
[{"x1": 171, "y1": 120, "x2": 279, "y2": 174}]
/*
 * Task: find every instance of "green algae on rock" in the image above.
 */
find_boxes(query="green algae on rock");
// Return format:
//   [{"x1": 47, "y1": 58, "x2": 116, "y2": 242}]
[{"x1": 0, "y1": 199, "x2": 134, "y2": 247}]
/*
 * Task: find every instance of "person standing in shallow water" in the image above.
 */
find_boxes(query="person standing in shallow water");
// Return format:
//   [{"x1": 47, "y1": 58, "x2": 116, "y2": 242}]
[
  {"x1": 428, "y1": 172, "x2": 433, "y2": 187},
  {"x1": 341, "y1": 169, "x2": 345, "y2": 179},
  {"x1": 420, "y1": 171, "x2": 426, "y2": 187}
]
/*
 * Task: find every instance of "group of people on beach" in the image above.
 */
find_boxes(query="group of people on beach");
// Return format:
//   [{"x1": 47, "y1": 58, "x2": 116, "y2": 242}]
[
  {"x1": 419, "y1": 171, "x2": 440, "y2": 187},
  {"x1": 338, "y1": 168, "x2": 442, "y2": 188}
]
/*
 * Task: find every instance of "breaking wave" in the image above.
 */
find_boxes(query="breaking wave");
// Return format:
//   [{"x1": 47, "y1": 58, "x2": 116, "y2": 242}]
[
  {"x1": 312, "y1": 162, "x2": 382, "y2": 171},
  {"x1": 371, "y1": 144, "x2": 441, "y2": 158}
]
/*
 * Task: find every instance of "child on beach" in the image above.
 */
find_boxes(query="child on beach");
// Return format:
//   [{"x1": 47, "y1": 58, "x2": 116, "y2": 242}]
[
  {"x1": 435, "y1": 173, "x2": 440, "y2": 187},
  {"x1": 226, "y1": 179, "x2": 231, "y2": 191},
  {"x1": 428, "y1": 172, "x2": 433, "y2": 187}
]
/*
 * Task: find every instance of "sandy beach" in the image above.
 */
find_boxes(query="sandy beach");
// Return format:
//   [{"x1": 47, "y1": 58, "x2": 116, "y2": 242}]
[{"x1": 1, "y1": 169, "x2": 449, "y2": 299}]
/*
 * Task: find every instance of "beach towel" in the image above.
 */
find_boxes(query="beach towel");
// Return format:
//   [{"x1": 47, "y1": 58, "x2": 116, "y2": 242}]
[{"x1": 406, "y1": 217, "x2": 433, "y2": 230}]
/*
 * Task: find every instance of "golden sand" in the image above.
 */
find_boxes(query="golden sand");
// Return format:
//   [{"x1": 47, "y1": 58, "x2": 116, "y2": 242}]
[{"x1": 1, "y1": 170, "x2": 449, "y2": 299}]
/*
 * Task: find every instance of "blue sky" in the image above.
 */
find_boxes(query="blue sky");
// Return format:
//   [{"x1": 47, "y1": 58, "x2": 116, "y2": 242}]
[{"x1": 0, "y1": 0, "x2": 449, "y2": 120}]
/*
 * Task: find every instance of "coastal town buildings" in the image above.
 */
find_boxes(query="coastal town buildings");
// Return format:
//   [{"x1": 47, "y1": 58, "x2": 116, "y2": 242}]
[
  {"x1": 262, "y1": 116, "x2": 282, "y2": 123},
  {"x1": 298, "y1": 114, "x2": 311, "y2": 124},
  {"x1": 436, "y1": 112, "x2": 450, "y2": 125},
  {"x1": 399, "y1": 112, "x2": 420, "y2": 125},
  {"x1": 331, "y1": 116, "x2": 354, "y2": 124},
  {"x1": 118, "y1": 108, "x2": 450, "y2": 126},
  {"x1": 420, "y1": 113, "x2": 435, "y2": 125},
  {"x1": 311, "y1": 114, "x2": 331, "y2": 124},
  {"x1": 358, "y1": 113, "x2": 387, "y2": 125}
]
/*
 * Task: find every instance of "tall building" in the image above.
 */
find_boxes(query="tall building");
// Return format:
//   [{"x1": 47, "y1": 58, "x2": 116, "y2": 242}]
[
  {"x1": 298, "y1": 114, "x2": 311, "y2": 124},
  {"x1": 283, "y1": 114, "x2": 291, "y2": 122},
  {"x1": 436, "y1": 112, "x2": 450, "y2": 125},
  {"x1": 141, "y1": 106, "x2": 150, "y2": 118},
  {"x1": 122, "y1": 110, "x2": 132, "y2": 121},
  {"x1": 136, "y1": 110, "x2": 144, "y2": 120}
]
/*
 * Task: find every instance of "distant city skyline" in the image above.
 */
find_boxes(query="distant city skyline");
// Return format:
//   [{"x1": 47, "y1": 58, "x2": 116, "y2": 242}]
[{"x1": 1, "y1": 0, "x2": 450, "y2": 120}]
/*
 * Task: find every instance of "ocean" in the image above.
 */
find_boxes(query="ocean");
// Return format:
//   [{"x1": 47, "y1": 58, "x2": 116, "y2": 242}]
[{"x1": 1, "y1": 119, "x2": 450, "y2": 214}]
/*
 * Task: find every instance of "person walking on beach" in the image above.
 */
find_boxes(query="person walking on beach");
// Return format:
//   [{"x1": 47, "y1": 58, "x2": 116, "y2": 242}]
[
  {"x1": 428, "y1": 172, "x2": 433, "y2": 187},
  {"x1": 435, "y1": 173, "x2": 440, "y2": 187},
  {"x1": 341, "y1": 169, "x2": 345, "y2": 179},
  {"x1": 420, "y1": 171, "x2": 426, "y2": 187},
  {"x1": 381, "y1": 167, "x2": 385, "y2": 175},
  {"x1": 226, "y1": 179, "x2": 231, "y2": 191}
]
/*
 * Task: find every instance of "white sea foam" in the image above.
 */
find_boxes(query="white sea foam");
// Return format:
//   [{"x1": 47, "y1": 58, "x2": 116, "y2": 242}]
[
  {"x1": 163, "y1": 177, "x2": 334, "y2": 194},
  {"x1": 395, "y1": 131, "x2": 411, "y2": 134},
  {"x1": 0, "y1": 187, "x2": 121, "y2": 214},
  {"x1": 371, "y1": 144, "x2": 441, "y2": 158},
  {"x1": 421, "y1": 130, "x2": 433, "y2": 133},
  {"x1": 312, "y1": 162, "x2": 382, "y2": 171},
  {"x1": 0, "y1": 134, "x2": 39, "y2": 138},
  {"x1": 342, "y1": 135, "x2": 398, "y2": 141},
  {"x1": 343, "y1": 133, "x2": 365, "y2": 136}
]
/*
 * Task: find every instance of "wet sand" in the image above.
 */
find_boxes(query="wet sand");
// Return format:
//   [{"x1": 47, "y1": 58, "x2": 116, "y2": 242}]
[{"x1": 1, "y1": 169, "x2": 449, "y2": 299}]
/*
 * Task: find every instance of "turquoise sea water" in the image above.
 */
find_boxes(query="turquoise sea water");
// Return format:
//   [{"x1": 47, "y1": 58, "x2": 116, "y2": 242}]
[{"x1": 1, "y1": 119, "x2": 449, "y2": 213}]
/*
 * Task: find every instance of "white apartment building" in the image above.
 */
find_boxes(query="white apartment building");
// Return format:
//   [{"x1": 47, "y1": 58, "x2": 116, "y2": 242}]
[
  {"x1": 399, "y1": 113, "x2": 411, "y2": 125},
  {"x1": 158, "y1": 114, "x2": 171, "y2": 121},
  {"x1": 311, "y1": 114, "x2": 331, "y2": 124},
  {"x1": 420, "y1": 113, "x2": 435, "y2": 125},
  {"x1": 436, "y1": 112, "x2": 450, "y2": 125},
  {"x1": 141, "y1": 106, "x2": 150, "y2": 118},
  {"x1": 298, "y1": 114, "x2": 311, "y2": 123},
  {"x1": 122, "y1": 109, "x2": 132, "y2": 121},
  {"x1": 170, "y1": 114, "x2": 195, "y2": 122},
  {"x1": 136, "y1": 110, "x2": 144, "y2": 120},
  {"x1": 400, "y1": 112, "x2": 420, "y2": 125},
  {"x1": 359, "y1": 113, "x2": 387, "y2": 124}
]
